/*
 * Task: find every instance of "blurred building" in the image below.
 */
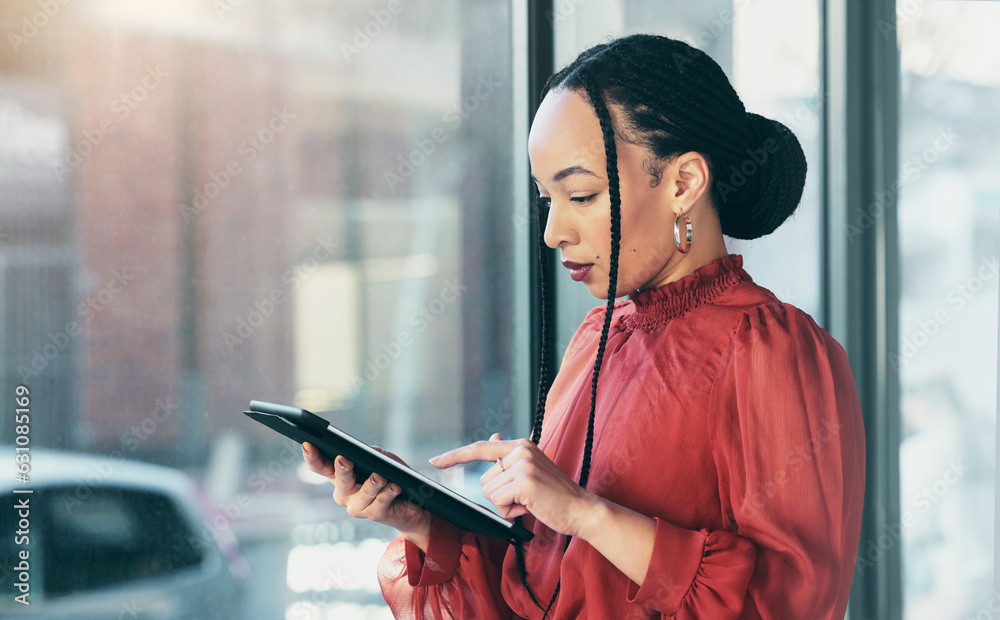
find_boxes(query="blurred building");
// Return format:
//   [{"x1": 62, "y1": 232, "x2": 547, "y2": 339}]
[{"x1": 0, "y1": 1, "x2": 517, "y2": 466}]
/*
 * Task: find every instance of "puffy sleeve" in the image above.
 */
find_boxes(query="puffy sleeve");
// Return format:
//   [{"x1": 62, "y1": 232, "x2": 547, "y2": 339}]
[
  {"x1": 377, "y1": 515, "x2": 513, "y2": 619},
  {"x1": 627, "y1": 303, "x2": 866, "y2": 618}
]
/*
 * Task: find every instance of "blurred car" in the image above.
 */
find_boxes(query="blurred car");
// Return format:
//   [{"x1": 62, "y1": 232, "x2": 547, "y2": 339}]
[{"x1": 0, "y1": 448, "x2": 248, "y2": 619}]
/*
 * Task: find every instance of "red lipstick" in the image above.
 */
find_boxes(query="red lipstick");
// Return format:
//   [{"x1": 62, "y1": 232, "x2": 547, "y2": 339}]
[{"x1": 561, "y1": 259, "x2": 594, "y2": 282}]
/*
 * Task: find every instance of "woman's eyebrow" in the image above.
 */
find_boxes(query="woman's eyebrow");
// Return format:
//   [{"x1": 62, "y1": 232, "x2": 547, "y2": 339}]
[{"x1": 531, "y1": 165, "x2": 600, "y2": 184}]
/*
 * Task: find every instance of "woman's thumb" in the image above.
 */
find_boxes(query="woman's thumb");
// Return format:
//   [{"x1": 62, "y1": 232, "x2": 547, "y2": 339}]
[{"x1": 489, "y1": 432, "x2": 502, "y2": 441}]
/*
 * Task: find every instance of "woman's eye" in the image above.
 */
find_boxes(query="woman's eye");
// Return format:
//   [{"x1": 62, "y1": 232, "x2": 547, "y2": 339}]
[{"x1": 535, "y1": 194, "x2": 594, "y2": 208}]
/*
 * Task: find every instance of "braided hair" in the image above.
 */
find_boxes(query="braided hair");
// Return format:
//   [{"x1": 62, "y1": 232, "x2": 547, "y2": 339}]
[{"x1": 514, "y1": 34, "x2": 807, "y2": 617}]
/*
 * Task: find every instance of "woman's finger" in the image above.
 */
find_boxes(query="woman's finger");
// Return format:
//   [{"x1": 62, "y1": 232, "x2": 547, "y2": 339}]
[
  {"x1": 346, "y1": 473, "x2": 388, "y2": 517},
  {"x1": 330, "y1": 455, "x2": 358, "y2": 505},
  {"x1": 480, "y1": 457, "x2": 509, "y2": 487},
  {"x1": 477, "y1": 433, "x2": 508, "y2": 485},
  {"x1": 359, "y1": 482, "x2": 402, "y2": 520},
  {"x1": 504, "y1": 504, "x2": 529, "y2": 520},
  {"x1": 332, "y1": 455, "x2": 356, "y2": 485},
  {"x1": 302, "y1": 444, "x2": 356, "y2": 486},
  {"x1": 302, "y1": 443, "x2": 337, "y2": 477},
  {"x1": 481, "y1": 459, "x2": 523, "y2": 504},
  {"x1": 431, "y1": 437, "x2": 533, "y2": 468},
  {"x1": 482, "y1": 475, "x2": 522, "y2": 517}
]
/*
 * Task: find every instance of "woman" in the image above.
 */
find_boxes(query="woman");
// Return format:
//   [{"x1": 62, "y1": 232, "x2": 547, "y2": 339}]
[{"x1": 303, "y1": 34, "x2": 865, "y2": 619}]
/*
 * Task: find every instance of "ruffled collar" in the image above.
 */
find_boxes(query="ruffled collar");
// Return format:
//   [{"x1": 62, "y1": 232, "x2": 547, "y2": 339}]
[{"x1": 623, "y1": 254, "x2": 752, "y2": 331}]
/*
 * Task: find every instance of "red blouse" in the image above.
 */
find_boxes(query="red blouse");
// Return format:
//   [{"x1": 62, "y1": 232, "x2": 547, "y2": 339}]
[{"x1": 378, "y1": 253, "x2": 866, "y2": 619}]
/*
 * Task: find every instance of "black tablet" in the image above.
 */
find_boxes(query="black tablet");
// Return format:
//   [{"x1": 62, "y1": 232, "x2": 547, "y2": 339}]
[{"x1": 244, "y1": 400, "x2": 533, "y2": 543}]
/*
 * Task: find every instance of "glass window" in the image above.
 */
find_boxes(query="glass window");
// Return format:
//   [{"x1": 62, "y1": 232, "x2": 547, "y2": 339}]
[
  {"x1": 552, "y1": 0, "x2": 824, "y2": 349},
  {"x1": 0, "y1": 1, "x2": 521, "y2": 617},
  {"x1": 896, "y1": 3, "x2": 1000, "y2": 618}
]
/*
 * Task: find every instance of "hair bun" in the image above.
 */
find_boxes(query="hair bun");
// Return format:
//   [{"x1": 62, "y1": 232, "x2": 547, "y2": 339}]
[{"x1": 718, "y1": 112, "x2": 808, "y2": 240}]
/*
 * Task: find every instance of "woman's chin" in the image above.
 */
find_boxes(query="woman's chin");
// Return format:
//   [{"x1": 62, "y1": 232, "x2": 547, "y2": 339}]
[
  {"x1": 581, "y1": 280, "x2": 608, "y2": 300},
  {"x1": 581, "y1": 280, "x2": 628, "y2": 301}
]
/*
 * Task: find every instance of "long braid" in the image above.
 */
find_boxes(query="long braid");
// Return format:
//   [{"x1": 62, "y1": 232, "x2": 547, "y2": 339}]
[
  {"x1": 510, "y1": 188, "x2": 554, "y2": 614},
  {"x1": 514, "y1": 71, "x2": 623, "y2": 620},
  {"x1": 530, "y1": 198, "x2": 552, "y2": 445},
  {"x1": 578, "y1": 74, "x2": 620, "y2": 496}
]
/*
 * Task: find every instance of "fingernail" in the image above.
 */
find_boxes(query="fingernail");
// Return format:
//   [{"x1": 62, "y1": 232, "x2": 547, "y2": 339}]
[
  {"x1": 388, "y1": 483, "x2": 401, "y2": 494},
  {"x1": 335, "y1": 459, "x2": 347, "y2": 471},
  {"x1": 428, "y1": 456, "x2": 441, "y2": 466},
  {"x1": 371, "y1": 474, "x2": 384, "y2": 487}
]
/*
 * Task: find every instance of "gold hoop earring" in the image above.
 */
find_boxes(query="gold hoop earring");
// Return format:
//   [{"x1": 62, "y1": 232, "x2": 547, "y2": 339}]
[{"x1": 674, "y1": 212, "x2": 693, "y2": 254}]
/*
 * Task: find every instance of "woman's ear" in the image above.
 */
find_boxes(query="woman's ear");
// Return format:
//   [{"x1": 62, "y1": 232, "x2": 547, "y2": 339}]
[{"x1": 672, "y1": 152, "x2": 711, "y2": 207}]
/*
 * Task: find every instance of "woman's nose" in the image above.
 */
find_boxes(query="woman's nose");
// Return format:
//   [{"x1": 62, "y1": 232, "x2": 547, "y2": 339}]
[{"x1": 542, "y1": 201, "x2": 577, "y2": 249}]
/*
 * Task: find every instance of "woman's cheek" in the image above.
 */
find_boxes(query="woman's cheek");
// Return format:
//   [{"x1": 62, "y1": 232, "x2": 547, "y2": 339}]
[{"x1": 617, "y1": 254, "x2": 645, "y2": 291}]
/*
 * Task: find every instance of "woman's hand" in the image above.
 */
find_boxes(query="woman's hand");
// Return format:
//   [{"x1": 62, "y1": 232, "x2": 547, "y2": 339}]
[
  {"x1": 302, "y1": 442, "x2": 432, "y2": 550},
  {"x1": 429, "y1": 433, "x2": 600, "y2": 539}
]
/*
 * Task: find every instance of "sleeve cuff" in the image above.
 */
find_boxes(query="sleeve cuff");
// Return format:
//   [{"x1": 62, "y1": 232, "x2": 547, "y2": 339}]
[
  {"x1": 627, "y1": 518, "x2": 758, "y2": 615},
  {"x1": 626, "y1": 517, "x2": 707, "y2": 609},
  {"x1": 402, "y1": 515, "x2": 465, "y2": 587}
]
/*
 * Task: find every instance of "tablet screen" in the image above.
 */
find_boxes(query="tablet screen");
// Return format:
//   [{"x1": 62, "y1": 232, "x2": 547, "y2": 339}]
[
  {"x1": 321, "y1": 421, "x2": 500, "y2": 519},
  {"x1": 244, "y1": 401, "x2": 533, "y2": 542}
]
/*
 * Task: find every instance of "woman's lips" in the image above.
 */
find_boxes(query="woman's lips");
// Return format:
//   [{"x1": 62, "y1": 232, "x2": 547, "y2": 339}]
[{"x1": 562, "y1": 260, "x2": 594, "y2": 282}]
